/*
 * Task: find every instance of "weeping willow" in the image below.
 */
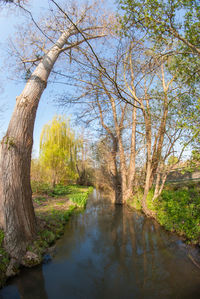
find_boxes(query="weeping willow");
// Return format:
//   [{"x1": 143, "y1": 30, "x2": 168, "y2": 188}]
[{"x1": 39, "y1": 115, "x2": 83, "y2": 186}]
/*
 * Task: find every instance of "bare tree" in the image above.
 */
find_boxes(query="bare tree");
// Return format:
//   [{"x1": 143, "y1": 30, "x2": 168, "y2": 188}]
[
  {"x1": 122, "y1": 43, "x2": 191, "y2": 216},
  {"x1": 71, "y1": 37, "x2": 190, "y2": 215}
]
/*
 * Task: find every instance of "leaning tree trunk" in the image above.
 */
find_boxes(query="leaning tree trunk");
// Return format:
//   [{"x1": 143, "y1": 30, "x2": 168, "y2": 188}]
[{"x1": 0, "y1": 32, "x2": 69, "y2": 259}]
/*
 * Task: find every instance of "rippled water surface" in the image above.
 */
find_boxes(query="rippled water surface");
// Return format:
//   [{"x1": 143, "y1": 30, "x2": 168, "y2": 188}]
[{"x1": 1, "y1": 190, "x2": 200, "y2": 299}]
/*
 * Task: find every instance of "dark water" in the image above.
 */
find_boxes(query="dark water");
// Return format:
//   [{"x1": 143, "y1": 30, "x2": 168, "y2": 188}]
[{"x1": 1, "y1": 190, "x2": 200, "y2": 299}]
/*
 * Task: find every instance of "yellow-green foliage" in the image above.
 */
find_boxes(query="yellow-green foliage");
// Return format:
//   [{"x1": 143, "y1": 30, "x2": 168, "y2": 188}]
[{"x1": 39, "y1": 116, "x2": 83, "y2": 185}]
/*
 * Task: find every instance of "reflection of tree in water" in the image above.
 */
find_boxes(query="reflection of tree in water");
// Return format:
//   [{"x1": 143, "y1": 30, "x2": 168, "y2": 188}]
[
  {"x1": 14, "y1": 266, "x2": 48, "y2": 299},
  {"x1": 91, "y1": 201, "x2": 161, "y2": 291},
  {"x1": 95, "y1": 200, "x2": 200, "y2": 298},
  {"x1": 2, "y1": 193, "x2": 200, "y2": 299}
]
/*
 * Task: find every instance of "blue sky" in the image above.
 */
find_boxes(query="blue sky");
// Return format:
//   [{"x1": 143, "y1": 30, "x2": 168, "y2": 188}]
[
  {"x1": 0, "y1": 1, "x2": 62, "y2": 156},
  {"x1": 0, "y1": 0, "x2": 191, "y2": 161},
  {"x1": 0, "y1": 0, "x2": 116, "y2": 157}
]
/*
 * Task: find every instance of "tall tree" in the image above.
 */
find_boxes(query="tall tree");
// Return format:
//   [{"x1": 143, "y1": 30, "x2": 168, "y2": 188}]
[
  {"x1": 123, "y1": 44, "x2": 189, "y2": 215},
  {"x1": 0, "y1": 1, "x2": 106, "y2": 261}
]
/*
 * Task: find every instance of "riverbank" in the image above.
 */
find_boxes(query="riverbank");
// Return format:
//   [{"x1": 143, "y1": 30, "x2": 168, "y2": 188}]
[
  {"x1": 128, "y1": 181, "x2": 200, "y2": 246},
  {"x1": 0, "y1": 184, "x2": 93, "y2": 288}
]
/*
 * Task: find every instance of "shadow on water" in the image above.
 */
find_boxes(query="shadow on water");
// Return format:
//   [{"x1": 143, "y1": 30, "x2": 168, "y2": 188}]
[{"x1": 1, "y1": 190, "x2": 200, "y2": 299}]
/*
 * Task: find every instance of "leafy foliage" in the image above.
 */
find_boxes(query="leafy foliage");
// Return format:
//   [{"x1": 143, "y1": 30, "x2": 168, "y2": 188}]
[
  {"x1": 130, "y1": 182, "x2": 200, "y2": 243},
  {"x1": 118, "y1": 0, "x2": 200, "y2": 86},
  {"x1": 118, "y1": 0, "x2": 200, "y2": 48},
  {"x1": 39, "y1": 116, "x2": 83, "y2": 186},
  {"x1": 118, "y1": 0, "x2": 200, "y2": 179},
  {"x1": 151, "y1": 183, "x2": 200, "y2": 243}
]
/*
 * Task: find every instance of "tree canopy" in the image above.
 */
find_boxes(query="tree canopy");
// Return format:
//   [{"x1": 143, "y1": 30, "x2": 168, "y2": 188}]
[{"x1": 118, "y1": 0, "x2": 200, "y2": 84}]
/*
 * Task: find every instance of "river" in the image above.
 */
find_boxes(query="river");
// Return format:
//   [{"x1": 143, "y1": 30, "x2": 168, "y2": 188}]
[{"x1": 0, "y1": 190, "x2": 200, "y2": 299}]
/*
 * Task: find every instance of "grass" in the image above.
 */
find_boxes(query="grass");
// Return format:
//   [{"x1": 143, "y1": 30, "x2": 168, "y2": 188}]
[
  {"x1": 32, "y1": 183, "x2": 93, "y2": 208},
  {"x1": 68, "y1": 186, "x2": 93, "y2": 208}
]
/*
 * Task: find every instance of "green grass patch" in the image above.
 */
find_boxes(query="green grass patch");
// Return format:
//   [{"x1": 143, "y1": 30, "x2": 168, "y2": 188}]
[
  {"x1": 44, "y1": 184, "x2": 94, "y2": 207},
  {"x1": 49, "y1": 184, "x2": 90, "y2": 197},
  {"x1": 32, "y1": 183, "x2": 93, "y2": 206},
  {"x1": 68, "y1": 186, "x2": 93, "y2": 208}
]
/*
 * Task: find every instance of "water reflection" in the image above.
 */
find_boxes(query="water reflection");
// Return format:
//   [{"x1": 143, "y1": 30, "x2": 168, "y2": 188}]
[
  {"x1": 0, "y1": 265, "x2": 48, "y2": 299},
  {"x1": 0, "y1": 190, "x2": 200, "y2": 298}
]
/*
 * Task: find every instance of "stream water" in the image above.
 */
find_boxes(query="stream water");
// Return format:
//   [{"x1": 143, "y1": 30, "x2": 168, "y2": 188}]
[{"x1": 0, "y1": 190, "x2": 200, "y2": 299}]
